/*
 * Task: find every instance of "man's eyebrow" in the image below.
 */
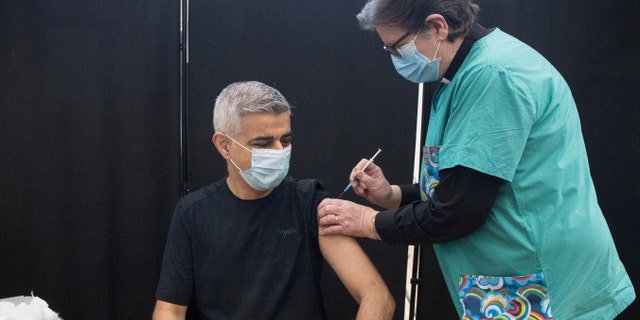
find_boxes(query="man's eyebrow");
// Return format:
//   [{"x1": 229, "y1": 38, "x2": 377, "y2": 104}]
[
  {"x1": 248, "y1": 136, "x2": 273, "y2": 144},
  {"x1": 248, "y1": 131, "x2": 292, "y2": 144}
]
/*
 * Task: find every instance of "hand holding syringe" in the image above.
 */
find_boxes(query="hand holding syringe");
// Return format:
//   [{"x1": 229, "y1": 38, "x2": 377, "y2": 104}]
[{"x1": 337, "y1": 148, "x2": 382, "y2": 198}]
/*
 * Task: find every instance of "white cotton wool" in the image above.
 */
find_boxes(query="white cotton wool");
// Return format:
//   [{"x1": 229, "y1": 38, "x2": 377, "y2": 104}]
[{"x1": 0, "y1": 295, "x2": 61, "y2": 320}]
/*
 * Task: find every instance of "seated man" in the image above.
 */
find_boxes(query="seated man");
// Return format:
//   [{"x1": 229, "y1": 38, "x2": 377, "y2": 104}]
[{"x1": 153, "y1": 81, "x2": 395, "y2": 319}]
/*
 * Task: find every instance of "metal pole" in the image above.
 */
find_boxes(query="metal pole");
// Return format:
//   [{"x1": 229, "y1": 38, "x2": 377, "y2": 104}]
[
  {"x1": 405, "y1": 83, "x2": 424, "y2": 320},
  {"x1": 179, "y1": 0, "x2": 190, "y2": 196}
]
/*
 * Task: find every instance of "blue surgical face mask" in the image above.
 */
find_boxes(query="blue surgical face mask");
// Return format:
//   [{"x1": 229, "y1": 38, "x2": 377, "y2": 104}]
[
  {"x1": 225, "y1": 134, "x2": 291, "y2": 191},
  {"x1": 391, "y1": 36, "x2": 441, "y2": 83}
]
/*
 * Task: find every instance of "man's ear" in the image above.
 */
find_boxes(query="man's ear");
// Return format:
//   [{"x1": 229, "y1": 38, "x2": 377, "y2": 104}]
[
  {"x1": 212, "y1": 132, "x2": 231, "y2": 159},
  {"x1": 423, "y1": 14, "x2": 449, "y2": 41}
]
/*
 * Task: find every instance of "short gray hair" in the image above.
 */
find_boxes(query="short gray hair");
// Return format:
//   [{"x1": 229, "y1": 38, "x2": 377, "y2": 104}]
[
  {"x1": 213, "y1": 81, "x2": 292, "y2": 136},
  {"x1": 356, "y1": 0, "x2": 480, "y2": 41}
]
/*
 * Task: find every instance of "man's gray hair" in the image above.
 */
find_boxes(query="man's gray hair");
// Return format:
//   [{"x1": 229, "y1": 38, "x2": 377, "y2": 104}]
[
  {"x1": 213, "y1": 81, "x2": 292, "y2": 136},
  {"x1": 356, "y1": 0, "x2": 480, "y2": 41}
]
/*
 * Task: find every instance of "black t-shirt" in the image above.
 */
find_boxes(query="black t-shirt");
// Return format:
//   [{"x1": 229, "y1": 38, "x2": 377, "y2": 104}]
[{"x1": 156, "y1": 177, "x2": 328, "y2": 319}]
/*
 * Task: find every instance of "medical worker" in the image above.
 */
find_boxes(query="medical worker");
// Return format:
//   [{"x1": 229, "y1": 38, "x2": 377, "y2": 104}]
[{"x1": 317, "y1": 0, "x2": 636, "y2": 319}]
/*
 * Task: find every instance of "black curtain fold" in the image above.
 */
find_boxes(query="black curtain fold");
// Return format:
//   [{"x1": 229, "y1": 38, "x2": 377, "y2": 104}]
[{"x1": 1, "y1": 1, "x2": 180, "y2": 319}]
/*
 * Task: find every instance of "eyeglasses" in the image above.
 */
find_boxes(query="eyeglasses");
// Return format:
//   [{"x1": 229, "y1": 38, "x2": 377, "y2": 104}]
[{"x1": 383, "y1": 31, "x2": 412, "y2": 57}]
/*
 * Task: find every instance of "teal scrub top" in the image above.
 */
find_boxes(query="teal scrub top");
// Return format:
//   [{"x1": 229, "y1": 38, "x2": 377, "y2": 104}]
[{"x1": 422, "y1": 28, "x2": 635, "y2": 319}]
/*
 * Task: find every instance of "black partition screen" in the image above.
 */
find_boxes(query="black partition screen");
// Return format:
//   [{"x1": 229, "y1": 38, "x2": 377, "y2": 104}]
[
  {"x1": 0, "y1": 1, "x2": 181, "y2": 319},
  {"x1": 1, "y1": 0, "x2": 638, "y2": 319}
]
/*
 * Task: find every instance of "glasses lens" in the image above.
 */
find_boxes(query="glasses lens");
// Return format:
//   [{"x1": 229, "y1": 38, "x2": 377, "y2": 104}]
[{"x1": 384, "y1": 31, "x2": 411, "y2": 58}]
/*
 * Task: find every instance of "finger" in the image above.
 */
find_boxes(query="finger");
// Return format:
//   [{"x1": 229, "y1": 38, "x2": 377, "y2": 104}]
[
  {"x1": 319, "y1": 210, "x2": 341, "y2": 227},
  {"x1": 362, "y1": 160, "x2": 380, "y2": 175},
  {"x1": 318, "y1": 214, "x2": 332, "y2": 227},
  {"x1": 317, "y1": 198, "x2": 339, "y2": 218},
  {"x1": 321, "y1": 198, "x2": 342, "y2": 206},
  {"x1": 317, "y1": 198, "x2": 330, "y2": 215},
  {"x1": 349, "y1": 159, "x2": 369, "y2": 181},
  {"x1": 354, "y1": 158, "x2": 369, "y2": 170},
  {"x1": 352, "y1": 182, "x2": 365, "y2": 195},
  {"x1": 349, "y1": 167, "x2": 358, "y2": 182},
  {"x1": 354, "y1": 168, "x2": 369, "y2": 183},
  {"x1": 353, "y1": 173, "x2": 375, "y2": 195},
  {"x1": 350, "y1": 177, "x2": 361, "y2": 190},
  {"x1": 356, "y1": 161, "x2": 379, "y2": 182},
  {"x1": 319, "y1": 224, "x2": 343, "y2": 236}
]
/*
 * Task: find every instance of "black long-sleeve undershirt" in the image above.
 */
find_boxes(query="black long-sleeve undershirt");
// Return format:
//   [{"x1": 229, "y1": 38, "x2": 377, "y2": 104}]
[{"x1": 374, "y1": 165, "x2": 504, "y2": 245}]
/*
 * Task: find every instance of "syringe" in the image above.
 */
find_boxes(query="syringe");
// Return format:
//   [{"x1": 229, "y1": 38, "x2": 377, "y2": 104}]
[{"x1": 337, "y1": 148, "x2": 382, "y2": 198}]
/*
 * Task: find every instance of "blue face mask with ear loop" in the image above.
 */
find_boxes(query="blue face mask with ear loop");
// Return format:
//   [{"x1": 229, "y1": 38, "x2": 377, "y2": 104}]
[
  {"x1": 225, "y1": 134, "x2": 291, "y2": 191},
  {"x1": 391, "y1": 33, "x2": 442, "y2": 83}
]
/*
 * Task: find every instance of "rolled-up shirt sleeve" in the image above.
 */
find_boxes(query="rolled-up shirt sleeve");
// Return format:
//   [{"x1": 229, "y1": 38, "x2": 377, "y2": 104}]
[{"x1": 375, "y1": 165, "x2": 504, "y2": 244}]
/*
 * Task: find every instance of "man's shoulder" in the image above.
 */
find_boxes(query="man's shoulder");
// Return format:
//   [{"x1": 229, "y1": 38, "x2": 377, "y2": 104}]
[
  {"x1": 282, "y1": 177, "x2": 326, "y2": 196},
  {"x1": 177, "y1": 179, "x2": 227, "y2": 211}
]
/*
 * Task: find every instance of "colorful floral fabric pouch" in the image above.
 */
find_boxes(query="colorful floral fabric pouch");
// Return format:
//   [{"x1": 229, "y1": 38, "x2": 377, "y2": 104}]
[
  {"x1": 420, "y1": 146, "x2": 441, "y2": 201},
  {"x1": 459, "y1": 273, "x2": 552, "y2": 319}
]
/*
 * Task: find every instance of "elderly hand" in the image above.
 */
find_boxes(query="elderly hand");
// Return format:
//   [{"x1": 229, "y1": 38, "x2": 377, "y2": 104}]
[
  {"x1": 349, "y1": 159, "x2": 398, "y2": 209},
  {"x1": 318, "y1": 198, "x2": 380, "y2": 239}
]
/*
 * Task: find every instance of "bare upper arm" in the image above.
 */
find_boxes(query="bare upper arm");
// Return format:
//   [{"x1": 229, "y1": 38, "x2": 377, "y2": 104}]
[
  {"x1": 152, "y1": 300, "x2": 187, "y2": 320},
  {"x1": 319, "y1": 234, "x2": 386, "y2": 303}
]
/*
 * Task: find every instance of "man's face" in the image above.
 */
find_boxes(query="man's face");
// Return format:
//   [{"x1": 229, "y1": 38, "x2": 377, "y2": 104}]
[{"x1": 227, "y1": 112, "x2": 292, "y2": 171}]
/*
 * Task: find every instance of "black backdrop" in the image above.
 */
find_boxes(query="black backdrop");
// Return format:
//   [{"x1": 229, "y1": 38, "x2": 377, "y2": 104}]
[{"x1": 1, "y1": 1, "x2": 638, "y2": 319}]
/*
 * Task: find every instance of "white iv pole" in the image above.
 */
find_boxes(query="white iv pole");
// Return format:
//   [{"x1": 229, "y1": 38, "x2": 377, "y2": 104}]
[{"x1": 404, "y1": 82, "x2": 424, "y2": 320}]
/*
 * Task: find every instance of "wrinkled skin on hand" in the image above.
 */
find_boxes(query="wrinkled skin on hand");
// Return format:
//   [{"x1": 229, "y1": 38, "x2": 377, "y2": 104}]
[
  {"x1": 349, "y1": 159, "x2": 395, "y2": 209},
  {"x1": 317, "y1": 198, "x2": 380, "y2": 239}
]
